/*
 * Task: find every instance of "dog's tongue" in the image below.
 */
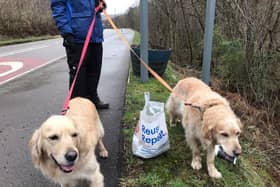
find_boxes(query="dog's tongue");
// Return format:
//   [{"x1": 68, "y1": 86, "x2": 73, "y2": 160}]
[{"x1": 61, "y1": 164, "x2": 75, "y2": 172}]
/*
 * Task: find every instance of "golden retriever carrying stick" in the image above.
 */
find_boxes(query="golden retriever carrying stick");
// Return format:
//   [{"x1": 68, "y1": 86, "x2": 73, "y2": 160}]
[
  {"x1": 29, "y1": 97, "x2": 108, "y2": 187},
  {"x1": 166, "y1": 77, "x2": 242, "y2": 178}
]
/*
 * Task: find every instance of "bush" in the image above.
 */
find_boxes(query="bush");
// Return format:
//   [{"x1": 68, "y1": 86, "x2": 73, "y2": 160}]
[
  {"x1": 212, "y1": 29, "x2": 280, "y2": 116},
  {"x1": 212, "y1": 29, "x2": 246, "y2": 87},
  {"x1": 0, "y1": 0, "x2": 57, "y2": 37},
  {"x1": 247, "y1": 53, "x2": 280, "y2": 112}
]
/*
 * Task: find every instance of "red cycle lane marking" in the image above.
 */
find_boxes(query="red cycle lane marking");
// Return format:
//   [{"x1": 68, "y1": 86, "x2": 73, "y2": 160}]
[
  {"x1": 0, "y1": 65, "x2": 11, "y2": 74},
  {"x1": 0, "y1": 57, "x2": 46, "y2": 84},
  {"x1": 0, "y1": 61, "x2": 23, "y2": 77}
]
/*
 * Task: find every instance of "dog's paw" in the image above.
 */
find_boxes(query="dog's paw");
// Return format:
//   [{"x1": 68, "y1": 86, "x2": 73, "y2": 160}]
[
  {"x1": 99, "y1": 150, "x2": 108, "y2": 158},
  {"x1": 191, "y1": 160, "x2": 202, "y2": 170},
  {"x1": 209, "y1": 168, "x2": 222, "y2": 178}
]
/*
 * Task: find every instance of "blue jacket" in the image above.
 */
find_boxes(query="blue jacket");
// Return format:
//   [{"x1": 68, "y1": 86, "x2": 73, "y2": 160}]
[{"x1": 50, "y1": 0, "x2": 104, "y2": 43}]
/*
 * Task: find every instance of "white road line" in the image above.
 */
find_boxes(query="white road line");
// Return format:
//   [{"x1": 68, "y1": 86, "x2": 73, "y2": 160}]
[
  {"x1": 0, "y1": 45, "x2": 48, "y2": 57},
  {"x1": 0, "y1": 62, "x2": 23, "y2": 77},
  {"x1": 0, "y1": 55, "x2": 65, "y2": 86}
]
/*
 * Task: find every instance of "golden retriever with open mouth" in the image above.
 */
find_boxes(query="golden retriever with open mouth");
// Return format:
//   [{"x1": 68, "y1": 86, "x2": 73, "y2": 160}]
[
  {"x1": 29, "y1": 97, "x2": 108, "y2": 187},
  {"x1": 166, "y1": 77, "x2": 242, "y2": 178}
]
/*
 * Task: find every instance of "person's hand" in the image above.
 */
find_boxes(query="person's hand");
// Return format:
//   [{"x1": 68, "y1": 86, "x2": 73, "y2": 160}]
[
  {"x1": 97, "y1": 0, "x2": 107, "y2": 12},
  {"x1": 101, "y1": 0, "x2": 107, "y2": 9},
  {"x1": 62, "y1": 33, "x2": 75, "y2": 47}
]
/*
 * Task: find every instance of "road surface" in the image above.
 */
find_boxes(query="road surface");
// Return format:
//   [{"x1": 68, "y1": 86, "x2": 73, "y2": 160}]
[
  {"x1": 0, "y1": 38, "x2": 65, "y2": 85},
  {"x1": 0, "y1": 29, "x2": 134, "y2": 187}
]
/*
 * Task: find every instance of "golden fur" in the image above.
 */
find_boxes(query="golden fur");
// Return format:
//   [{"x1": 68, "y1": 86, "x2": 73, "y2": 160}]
[
  {"x1": 166, "y1": 77, "x2": 242, "y2": 178},
  {"x1": 29, "y1": 97, "x2": 108, "y2": 187}
]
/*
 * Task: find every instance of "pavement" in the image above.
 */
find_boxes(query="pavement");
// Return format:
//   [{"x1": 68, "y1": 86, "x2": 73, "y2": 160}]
[{"x1": 0, "y1": 29, "x2": 134, "y2": 187}]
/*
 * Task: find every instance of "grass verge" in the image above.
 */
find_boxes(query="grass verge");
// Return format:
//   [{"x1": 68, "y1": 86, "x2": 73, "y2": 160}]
[
  {"x1": 132, "y1": 31, "x2": 140, "y2": 46},
  {"x1": 120, "y1": 63, "x2": 277, "y2": 186},
  {"x1": 0, "y1": 35, "x2": 59, "y2": 46}
]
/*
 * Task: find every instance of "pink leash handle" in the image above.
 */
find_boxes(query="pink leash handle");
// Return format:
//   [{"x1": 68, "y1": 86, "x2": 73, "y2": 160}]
[{"x1": 61, "y1": 7, "x2": 101, "y2": 115}]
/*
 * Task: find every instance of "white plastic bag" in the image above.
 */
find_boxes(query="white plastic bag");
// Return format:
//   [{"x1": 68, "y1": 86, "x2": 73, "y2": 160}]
[{"x1": 132, "y1": 92, "x2": 170, "y2": 159}]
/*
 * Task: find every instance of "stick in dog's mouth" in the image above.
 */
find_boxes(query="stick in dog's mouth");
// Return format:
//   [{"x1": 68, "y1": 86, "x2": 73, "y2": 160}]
[{"x1": 215, "y1": 145, "x2": 237, "y2": 164}]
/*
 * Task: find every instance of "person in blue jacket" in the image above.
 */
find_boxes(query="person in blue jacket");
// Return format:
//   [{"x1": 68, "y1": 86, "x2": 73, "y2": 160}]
[{"x1": 50, "y1": 0, "x2": 109, "y2": 109}]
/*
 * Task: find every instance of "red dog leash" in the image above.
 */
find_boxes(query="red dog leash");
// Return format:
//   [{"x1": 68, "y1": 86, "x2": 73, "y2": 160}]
[{"x1": 61, "y1": 6, "x2": 101, "y2": 115}]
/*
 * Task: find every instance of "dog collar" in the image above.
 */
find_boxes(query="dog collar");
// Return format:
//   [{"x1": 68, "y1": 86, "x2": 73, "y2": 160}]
[{"x1": 184, "y1": 102, "x2": 220, "y2": 121}]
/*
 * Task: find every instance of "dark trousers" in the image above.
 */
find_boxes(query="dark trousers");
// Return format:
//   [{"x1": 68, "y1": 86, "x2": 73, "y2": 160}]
[{"x1": 65, "y1": 43, "x2": 103, "y2": 101}]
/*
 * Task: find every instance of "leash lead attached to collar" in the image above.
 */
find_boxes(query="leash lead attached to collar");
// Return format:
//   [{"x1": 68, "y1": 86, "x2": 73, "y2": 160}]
[
  {"x1": 60, "y1": 6, "x2": 101, "y2": 115},
  {"x1": 60, "y1": 107, "x2": 70, "y2": 115}
]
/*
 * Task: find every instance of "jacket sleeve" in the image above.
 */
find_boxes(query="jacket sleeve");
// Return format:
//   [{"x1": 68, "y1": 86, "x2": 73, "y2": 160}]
[{"x1": 50, "y1": 0, "x2": 72, "y2": 35}]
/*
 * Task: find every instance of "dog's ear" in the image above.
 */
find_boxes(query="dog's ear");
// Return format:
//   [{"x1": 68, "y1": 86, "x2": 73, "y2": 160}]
[
  {"x1": 29, "y1": 129, "x2": 42, "y2": 168},
  {"x1": 236, "y1": 117, "x2": 244, "y2": 130},
  {"x1": 202, "y1": 118, "x2": 217, "y2": 146},
  {"x1": 203, "y1": 126, "x2": 216, "y2": 146}
]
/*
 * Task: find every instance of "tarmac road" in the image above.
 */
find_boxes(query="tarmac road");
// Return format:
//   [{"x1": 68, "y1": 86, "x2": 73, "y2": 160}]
[
  {"x1": 0, "y1": 29, "x2": 134, "y2": 187},
  {"x1": 0, "y1": 38, "x2": 65, "y2": 85}
]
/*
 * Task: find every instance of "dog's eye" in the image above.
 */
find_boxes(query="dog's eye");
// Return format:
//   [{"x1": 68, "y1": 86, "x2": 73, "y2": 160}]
[
  {"x1": 221, "y1": 133, "x2": 229, "y2": 137},
  {"x1": 48, "y1": 135, "x2": 59, "y2": 141},
  {"x1": 71, "y1": 133, "x2": 78, "y2": 138},
  {"x1": 236, "y1": 132, "x2": 241, "y2": 136}
]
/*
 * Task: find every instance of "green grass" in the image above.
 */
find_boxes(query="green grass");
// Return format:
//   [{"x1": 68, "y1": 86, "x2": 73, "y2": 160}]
[
  {"x1": 0, "y1": 35, "x2": 59, "y2": 46},
  {"x1": 120, "y1": 64, "x2": 277, "y2": 187},
  {"x1": 132, "y1": 31, "x2": 140, "y2": 46}
]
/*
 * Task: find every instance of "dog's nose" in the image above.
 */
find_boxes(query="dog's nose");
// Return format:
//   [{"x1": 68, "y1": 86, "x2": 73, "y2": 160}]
[
  {"x1": 233, "y1": 149, "x2": 242, "y2": 156},
  {"x1": 65, "y1": 151, "x2": 77, "y2": 162}
]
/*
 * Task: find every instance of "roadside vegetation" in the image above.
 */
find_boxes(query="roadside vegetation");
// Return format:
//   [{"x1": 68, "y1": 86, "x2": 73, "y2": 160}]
[
  {"x1": 0, "y1": 35, "x2": 59, "y2": 46},
  {"x1": 0, "y1": 0, "x2": 57, "y2": 41},
  {"x1": 114, "y1": 1, "x2": 280, "y2": 117},
  {"x1": 120, "y1": 32, "x2": 277, "y2": 186},
  {"x1": 113, "y1": 1, "x2": 280, "y2": 184},
  {"x1": 0, "y1": 0, "x2": 56, "y2": 37},
  {"x1": 120, "y1": 63, "x2": 277, "y2": 186}
]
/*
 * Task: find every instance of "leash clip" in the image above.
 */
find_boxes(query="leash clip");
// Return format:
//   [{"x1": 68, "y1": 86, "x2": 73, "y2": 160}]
[
  {"x1": 95, "y1": 6, "x2": 101, "y2": 13},
  {"x1": 60, "y1": 107, "x2": 70, "y2": 115}
]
